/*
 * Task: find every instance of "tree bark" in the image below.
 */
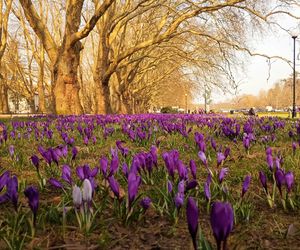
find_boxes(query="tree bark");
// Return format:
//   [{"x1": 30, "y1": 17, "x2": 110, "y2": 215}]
[
  {"x1": 95, "y1": 80, "x2": 112, "y2": 114},
  {"x1": 37, "y1": 46, "x2": 46, "y2": 113},
  {"x1": 53, "y1": 43, "x2": 83, "y2": 115},
  {"x1": 0, "y1": 75, "x2": 9, "y2": 113}
]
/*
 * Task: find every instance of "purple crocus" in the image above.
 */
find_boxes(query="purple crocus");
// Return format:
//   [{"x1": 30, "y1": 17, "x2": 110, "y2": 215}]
[
  {"x1": 186, "y1": 197, "x2": 198, "y2": 250},
  {"x1": 6, "y1": 176, "x2": 18, "y2": 211},
  {"x1": 259, "y1": 171, "x2": 268, "y2": 192},
  {"x1": 30, "y1": 155, "x2": 40, "y2": 170},
  {"x1": 140, "y1": 197, "x2": 152, "y2": 210},
  {"x1": 9, "y1": 145, "x2": 14, "y2": 158},
  {"x1": 275, "y1": 169, "x2": 285, "y2": 197},
  {"x1": 204, "y1": 181, "x2": 211, "y2": 201},
  {"x1": 24, "y1": 186, "x2": 39, "y2": 225},
  {"x1": 224, "y1": 147, "x2": 230, "y2": 159},
  {"x1": 167, "y1": 180, "x2": 173, "y2": 193},
  {"x1": 285, "y1": 171, "x2": 294, "y2": 193},
  {"x1": 243, "y1": 136, "x2": 250, "y2": 150},
  {"x1": 174, "y1": 193, "x2": 184, "y2": 208},
  {"x1": 0, "y1": 171, "x2": 10, "y2": 191},
  {"x1": 217, "y1": 152, "x2": 225, "y2": 166},
  {"x1": 71, "y1": 146, "x2": 78, "y2": 160},
  {"x1": 48, "y1": 178, "x2": 64, "y2": 189},
  {"x1": 210, "y1": 201, "x2": 234, "y2": 250},
  {"x1": 211, "y1": 138, "x2": 217, "y2": 151},
  {"x1": 219, "y1": 168, "x2": 229, "y2": 183},
  {"x1": 122, "y1": 163, "x2": 129, "y2": 178},
  {"x1": 266, "y1": 154, "x2": 273, "y2": 171},
  {"x1": 128, "y1": 173, "x2": 141, "y2": 207},
  {"x1": 61, "y1": 165, "x2": 72, "y2": 185},
  {"x1": 109, "y1": 155, "x2": 119, "y2": 176},
  {"x1": 198, "y1": 151, "x2": 207, "y2": 166},
  {"x1": 185, "y1": 180, "x2": 198, "y2": 193},
  {"x1": 108, "y1": 176, "x2": 120, "y2": 199},
  {"x1": 100, "y1": 156, "x2": 108, "y2": 178},
  {"x1": 241, "y1": 175, "x2": 251, "y2": 197},
  {"x1": 189, "y1": 160, "x2": 197, "y2": 179}
]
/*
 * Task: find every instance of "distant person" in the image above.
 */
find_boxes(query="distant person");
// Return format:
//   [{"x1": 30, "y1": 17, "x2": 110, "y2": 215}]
[{"x1": 248, "y1": 108, "x2": 255, "y2": 116}]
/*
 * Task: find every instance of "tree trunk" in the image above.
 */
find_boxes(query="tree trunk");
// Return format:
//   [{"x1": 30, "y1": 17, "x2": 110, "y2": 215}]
[
  {"x1": 0, "y1": 78, "x2": 9, "y2": 113},
  {"x1": 95, "y1": 81, "x2": 112, "y2": 114},
  {"x1": 53, "y1": 44, "x2": 83, "y2": 115},
  {"x1": 37, "y1": 53, "x2": 46, "y2": 113}
]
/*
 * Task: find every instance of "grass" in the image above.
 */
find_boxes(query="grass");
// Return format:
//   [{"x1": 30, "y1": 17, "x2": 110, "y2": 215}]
[{"x1": 0, "y1": 114, "x2": 299, "y2": 249}]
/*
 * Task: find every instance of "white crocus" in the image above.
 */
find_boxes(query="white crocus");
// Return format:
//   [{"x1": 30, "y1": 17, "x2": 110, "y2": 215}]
[
  {"x1": 72, "y1": 185, "x2": 82, "y2": 207},
  {"x1": 82, "y1": 179, "x2": 93, "y2": 202}
]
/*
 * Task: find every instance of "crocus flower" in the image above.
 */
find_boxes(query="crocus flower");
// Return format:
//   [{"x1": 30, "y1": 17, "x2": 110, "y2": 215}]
[
  {"x1": 140, "y1": 197, "x2": 152, "y2": 210},
  {"x1": 243, "y1": 136, "x2": 250, "y2": 150},
  {"x1": 265, "y1": 147, "x2": 272, "y2": 155},
  {"x1": 24, "y1": 186, "x2": 39, "y2": 224},
  {"x1": 128, "y1": 173, "x2": 141, "y2": 207},
  {"x1": 211, "y1": 138, "x2": 217, "y2": 151},
  {"x1": 204, "y1": 181, "x2": 211, "y2": 200},
  {"x1": 274, "y1": 157, "x2": 281, "y2": 170},
  {"x1": 174, "y1": 193, "x2": 184, "y2": 208},
  {"x1": 210, "y1": 201, "x2": 234, "y2": 250},
  {"x1": 219, "y1": 168, "x2": 229, "y2": 183},
  {"x1": 217, "y1": 152, "x2": 225, "y2": 166},
  {"x1": 122, "y1": 163, "x2": 129, "y2": 178},
  {"x1": 82, "y1": 179, "x2": 93, "y2": 202},
  {"x1": 62, "y1": 165, "x2": 72, "y2": 185},
  {"x1": 198, "y1": 151, "x2": 207, "y2": 166},
  {"x1": 259, "y1": 171, "x2": 267, "y2": 192},
  {"x1": 0, "y1": 171, "x2": 10, "y2": 191},
  {"x1": 9, "y1": 145, "x2": 14, "y2": 158},
  {"x1": 224, "y1": 147, "x2": 230, "y2": 159},
  {"x1": 50, "y1": 148, "x2": 59, "y2": 165},
  {"x1": 108, "y1": 176, "x2": 120, "y2": 199},
  {"x1": 241, "y1": 175, "x2": 251, "y2": 197},
  {"x1": 275, "y1": 169, "x2": 285, "y2": 197},
  {"x1": 100, "y1": 156, "x2": 108, "y2": 178},
  {"x1": 48, "y1": 178, "x2": 64, "y2": 189},
  {"x1": 109, "y1": 155, "x2": 119, "y2": 176},
  {"x1": 167, "y1": 180, "x2": 173, "y2": 193},
  {"x1": 72, "y1": 146, "x2": 78, "y2": 160},
  {"x1": 6, "y1": 176, "x2": 18, "y2": 211},
  {"x1": 186, "y1": 197, "x2": 198, "y2": 250},
  {"x1": 30, "y1": 155, "x2": 40, "y2": 170},
  {"x1": 72, "y1": 185, "x2": 82, "y2": 208},
  {"x1": 266, "y1": 154, "x2": 273, "y2": 171},
  {"x1": 185, "y1": 180, "x2": 198, "y2": 193},
  {"x1": 285, "y1": 171, "x2": 294, "y2": 193},
  {"x1": 189, "y1": 160, "x2": 197, "y2": 179}
]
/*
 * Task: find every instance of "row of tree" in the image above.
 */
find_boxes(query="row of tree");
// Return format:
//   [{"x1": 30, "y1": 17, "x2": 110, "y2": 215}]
[
  {"x1": 214, "y1": 76, "x2": 300, "y2": 109},
  {"x1": 0, "y1": 0, "x2": 299, "y2": 114}
]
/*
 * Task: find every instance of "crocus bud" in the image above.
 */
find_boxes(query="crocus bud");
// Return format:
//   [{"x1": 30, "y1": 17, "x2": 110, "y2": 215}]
[
  {"x1": 241, "y1": 175, "x2": 251, "y2": 197},
  {"x1": 186, "y1": 197, "x2": 198, "y2": 250},
  {"x1": 82, "y1": 179, "x2": 93, "y2": 202},
  {"x1": 210, "y1": 201, "x2": 234, "y2": 250},
  {"x1": 72, "y1": 185, "x2": 82, "y2": 208},
  {"x1": 285, "y1": 171, "x2": 294, "y2": 193},
  {"x1": 140, "y1": 197, "x2": 152, "y2": 210}
]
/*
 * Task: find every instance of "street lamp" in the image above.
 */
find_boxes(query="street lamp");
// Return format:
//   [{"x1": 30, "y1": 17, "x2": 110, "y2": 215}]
[
  {"x1": 185, "y1": 94, "x2": 188, "y2": 113},
  {"x1": 292, "y1": 32, "x2": 298, "y2": 118}
]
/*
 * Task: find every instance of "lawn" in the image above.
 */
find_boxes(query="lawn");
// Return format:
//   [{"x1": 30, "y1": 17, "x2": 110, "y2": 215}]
[{"x1": 0, "y1": 114, "x2": 299, "y2": 249}]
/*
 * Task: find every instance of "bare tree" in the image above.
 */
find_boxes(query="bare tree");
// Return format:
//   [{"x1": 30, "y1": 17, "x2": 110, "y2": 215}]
[
  {"x1": 0, "y1": 0, "x2": 13, "y2": 113},
  {"x1": 18, "y1": 0, "x2": 115, "y2": 114}
]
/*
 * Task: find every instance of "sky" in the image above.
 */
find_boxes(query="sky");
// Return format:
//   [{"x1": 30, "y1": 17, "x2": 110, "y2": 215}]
[{"x1": 209, "y1": 15, "x2": 300, "y2": 104}]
